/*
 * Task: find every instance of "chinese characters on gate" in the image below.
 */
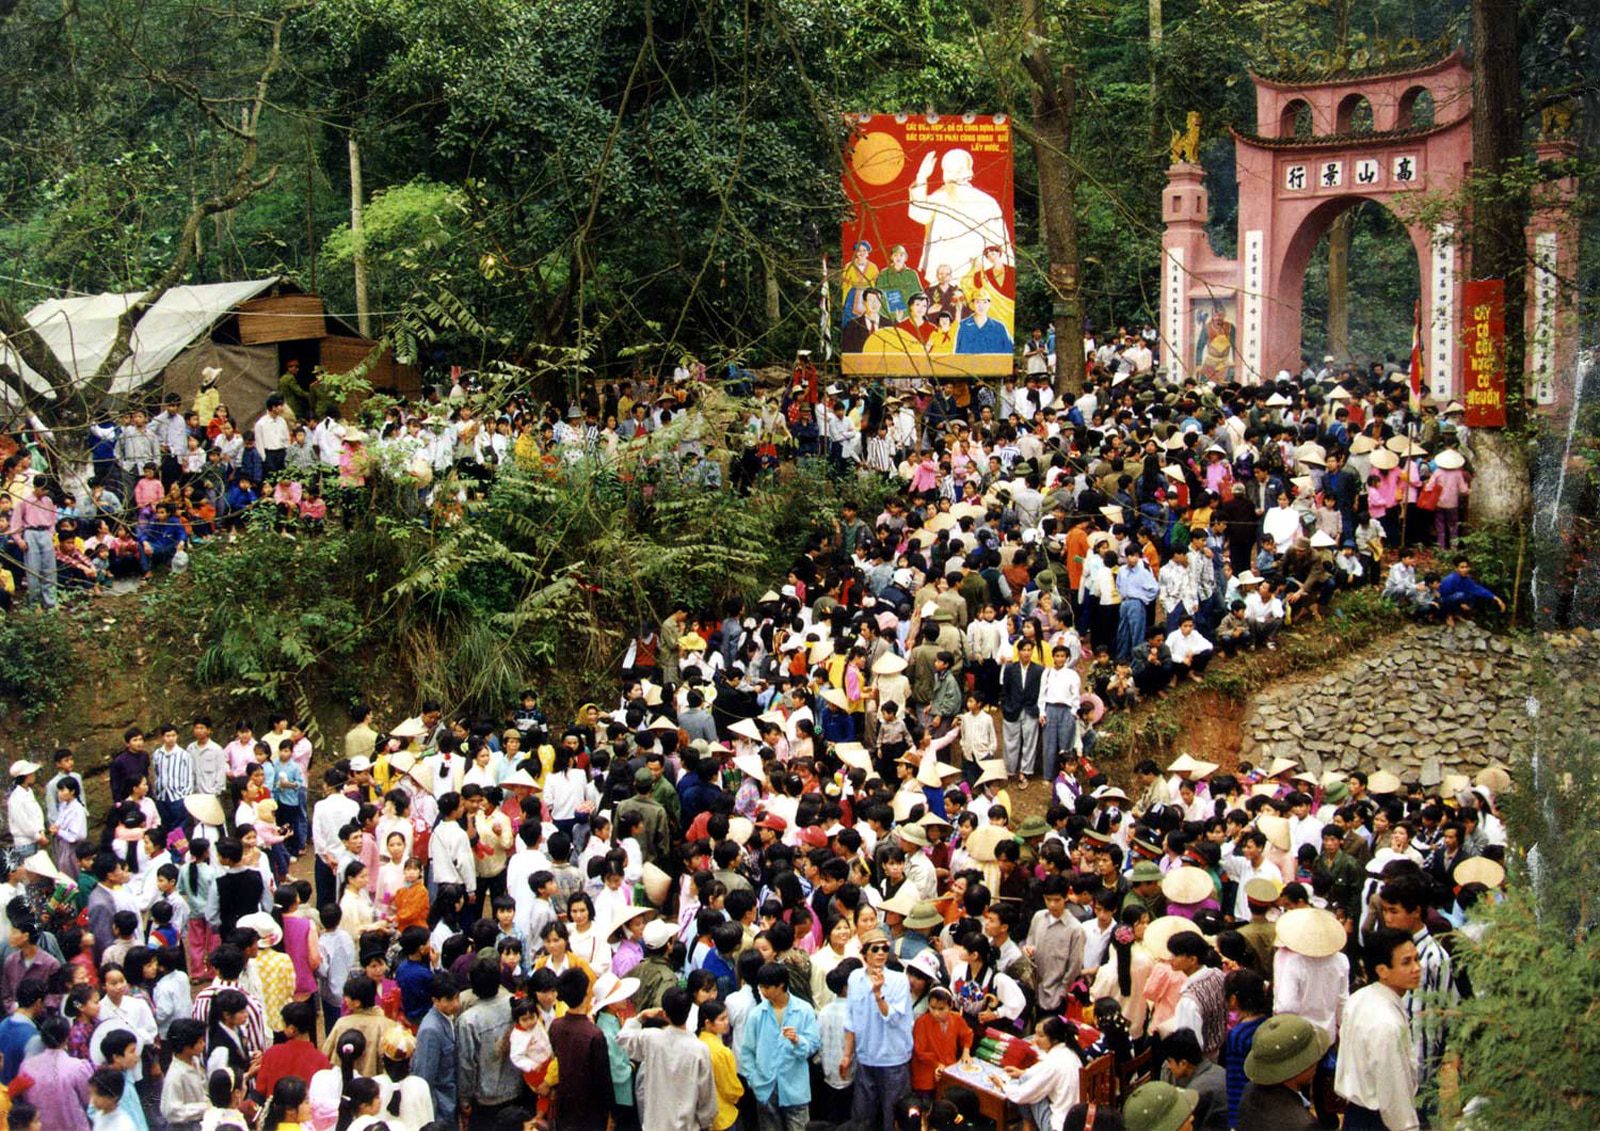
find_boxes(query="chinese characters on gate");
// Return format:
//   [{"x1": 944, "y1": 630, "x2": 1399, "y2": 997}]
[{"x1": 1282, "y1": 154, "x2": 1417, "y2": 193}]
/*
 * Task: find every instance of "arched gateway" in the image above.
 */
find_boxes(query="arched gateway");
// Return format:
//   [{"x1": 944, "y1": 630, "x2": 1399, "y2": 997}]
[{"x1": 1161, "y1": 50, "x2": 1577, "y2": 407}]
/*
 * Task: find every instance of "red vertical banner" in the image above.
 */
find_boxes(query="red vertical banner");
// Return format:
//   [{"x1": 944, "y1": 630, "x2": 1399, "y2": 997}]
[
  {"x1": 1459, "y1": 279, "x2": 1507, "y2": 427},
  {"x1": 839, "y1": 113, "x2": 1015, "y2": 377}
]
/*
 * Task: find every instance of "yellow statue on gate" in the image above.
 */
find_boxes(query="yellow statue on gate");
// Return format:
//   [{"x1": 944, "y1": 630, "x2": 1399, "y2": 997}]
[{"x1": 1170, "y1": 111, "x2": 1201, "y2": 164}]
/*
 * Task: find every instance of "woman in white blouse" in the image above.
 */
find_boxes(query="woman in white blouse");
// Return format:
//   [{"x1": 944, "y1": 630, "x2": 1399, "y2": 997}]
[
  {"x1": 1002, "y1": 1016, "x2": 1084, "y2": 1131},
  {"x1": 542, "y1": 747, "x2": 595, "y2": 840},
  {"x1": 566, "y1": 892, "x2": 613, "y2": 975},
  {"x1": 1261, "y1": 490, "x2": 1302, "y2": 552},
  {"x1": 7, "y1": 762, "x2": 45, "y2": 852},
  {"x1": 1089, "y1": 906, "x2": 1155, "y2": 1038}
]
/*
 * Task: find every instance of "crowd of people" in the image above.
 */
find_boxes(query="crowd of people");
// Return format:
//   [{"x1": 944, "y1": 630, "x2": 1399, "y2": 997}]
[{"x1": 0, "y1": 339, "x2": 1513, "y2": 1131}]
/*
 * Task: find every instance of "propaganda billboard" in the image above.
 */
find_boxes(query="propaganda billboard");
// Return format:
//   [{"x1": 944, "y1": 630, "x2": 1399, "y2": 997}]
[{"x1": 839, "y1": 113, "x2": 1015, "y2": 377}]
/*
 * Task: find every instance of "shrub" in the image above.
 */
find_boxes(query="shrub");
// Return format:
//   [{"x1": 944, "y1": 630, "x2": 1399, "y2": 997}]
[
  {"x1": 0, "y1": 609, "x2": 81, "y2": 721},
  {"x1": 1450, "y1": 649, "x2": 1600, "y2": 1127}
]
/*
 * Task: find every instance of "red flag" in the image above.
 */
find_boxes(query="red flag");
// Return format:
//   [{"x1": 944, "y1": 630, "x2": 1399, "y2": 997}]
[{"x1": 1409, "y1": 299, "x2": 1424, "y2": 410}]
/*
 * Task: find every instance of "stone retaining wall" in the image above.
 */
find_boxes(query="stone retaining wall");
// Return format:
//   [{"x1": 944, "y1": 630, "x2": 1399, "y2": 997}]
[{"x1": 1238, "y1": 623, "x2": 1600, "y2": 784}]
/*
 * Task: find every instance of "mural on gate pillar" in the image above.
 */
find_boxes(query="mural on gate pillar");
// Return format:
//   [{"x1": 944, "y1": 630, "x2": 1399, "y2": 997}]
[{"x1": 1158, "y1": 49, "x2": 1579, "y2": 408}]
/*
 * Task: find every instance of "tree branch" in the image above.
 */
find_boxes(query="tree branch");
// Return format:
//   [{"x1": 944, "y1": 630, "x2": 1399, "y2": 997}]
[
  {"x1": 0, "y1": 291, "x2": 76, "y2": 403},
  {"x1": 72, "y1": 4, "x2": 296, "y2": 423}
]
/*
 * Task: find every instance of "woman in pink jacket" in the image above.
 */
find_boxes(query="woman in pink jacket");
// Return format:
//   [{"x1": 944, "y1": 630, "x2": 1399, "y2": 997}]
[
  {"x1": 1425, "y1": 449, "x2": 1471, "y2": 548},
  {"x1": 1365, "y1": 450, "x2": 1403, "y2": 543}
]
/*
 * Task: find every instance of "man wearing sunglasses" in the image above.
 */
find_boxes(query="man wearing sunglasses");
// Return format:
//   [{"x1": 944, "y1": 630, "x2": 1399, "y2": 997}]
[{"x1": 840, "y1": 928, "x2": 914, "y2": 1128}]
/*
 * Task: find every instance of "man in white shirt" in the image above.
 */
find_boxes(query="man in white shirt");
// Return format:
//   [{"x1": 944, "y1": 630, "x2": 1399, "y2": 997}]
[
  {"x1": 429, "y1": 791, "x2": 477, "y2": 899},
  {"x1": 1038, "y1": 644, "x2": 1081, "y2": 782},
  {"x1": 1334, "y1": 928, "x2": 1422, "y2": 1130},
  {"x1": 1166, "y1": 615, "x2": 1214, "y2": 682},
  {"x1": 1273, "y1": 936, "x2": 1350, "y2": 1044},
  {"x1": 1220, "y1": 830, "x2": 1284, "y2": 920},
  {"x1": 255, "y1": 396, "x2": 291, "y2": 477},
  {"x1": 506, "y1": 822, "x2": 553, "y2": 934},
  {"x1": 896, "y1": 826, "x2": 938, "y2": 900},
  {"x1": 311, "y1": 768, "x2": 360, "y2": 907},
  {"x1": 1244, "y1": 581, "x2": 1285, "y2": 650},
  {"x1": 1158, "y1": 551, "x2": 1201, "y2": 634},
  {"x1": 310, "y1": 415, "x2": 345, "y2": 469}
]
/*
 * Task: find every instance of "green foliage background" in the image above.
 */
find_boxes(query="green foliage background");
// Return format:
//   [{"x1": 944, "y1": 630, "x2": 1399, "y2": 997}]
[
  {"x1": 143, "y1": 403, "x2": 897, "y2": 716},
  {"x1": 1449, "y1": 652, "x2": 1600, "y2": 1126},
  {"x1": 0, "y1": 610, "x2": 81, "y2": 723},
  {"x1": 12, "y1": 0, "x2": 1586, "y2": 379}
]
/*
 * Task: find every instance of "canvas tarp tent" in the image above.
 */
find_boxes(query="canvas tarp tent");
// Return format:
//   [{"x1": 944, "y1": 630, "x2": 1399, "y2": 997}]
[
  {"x1": 0, "y1": 278, "x2": 278, "y2": 402},
  {"x1": 163, "y1": 341, "x2": 282, "y2": 426}
]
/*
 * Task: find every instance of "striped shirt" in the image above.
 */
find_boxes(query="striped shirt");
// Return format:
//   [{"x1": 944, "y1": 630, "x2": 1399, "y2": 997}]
[
  {"x1": 1405, "y1": 928, "x2": 1457, "y2": 1094},
  {"x1": 150, "y1": 743, "x2": 196, "y2": 803}
]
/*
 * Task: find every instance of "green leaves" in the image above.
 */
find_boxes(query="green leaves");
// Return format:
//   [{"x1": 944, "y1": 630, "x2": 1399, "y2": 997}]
[{"x1": 0, "y1": 609, "x2": 81, "y2": 723}]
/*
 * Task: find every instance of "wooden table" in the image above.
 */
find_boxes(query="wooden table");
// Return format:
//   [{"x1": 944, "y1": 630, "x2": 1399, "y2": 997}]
[{"x1": 936, "y1": 1058, "x2": 1016, "y2": 1131}]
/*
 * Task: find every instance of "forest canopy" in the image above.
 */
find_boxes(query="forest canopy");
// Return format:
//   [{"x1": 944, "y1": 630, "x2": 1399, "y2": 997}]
[{"x1": 0, "y1": 0, "x2": 1592, "y2": 394}]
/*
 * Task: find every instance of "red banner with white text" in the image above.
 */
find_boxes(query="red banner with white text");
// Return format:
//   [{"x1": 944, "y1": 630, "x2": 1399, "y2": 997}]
[{"x1": 1459, "y1": 278, "x2": 1507, "y2": 427}]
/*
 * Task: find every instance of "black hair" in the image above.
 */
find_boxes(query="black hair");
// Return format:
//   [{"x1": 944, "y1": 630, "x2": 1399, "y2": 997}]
[
  {"x1": 14, "y1": 977, "x2": 46, "y2": 1009},
  {"x1": 280, "y1": 1000, "x2": 317, "y2": 1037},
  {"x1": 37, "y1": 1014, "x2": 71, "y2": 1049},
  {"x1": 660, "y1": 985, "x2": 693, "y2": 1026},
  {"x1": 336, "y1": 1076, "x2": 381, "y2": 1131},
  {"x1": 429, "y1": 971, "x2": 462, "y2": 1002},
  {"x1": 89, "y1": 1068, "x2": 128, "y2": 1103},
  {"x1": 1224, "y1": 967, "x2": 1270, "y2": 1014},
  {"x1": 99, "y1": 1027, "x2": 138, "y2": 1062},
  {"x1": 556, "y1": 968, "x2": 590, "y2": 1009},
  {"x1": 342, "y1": 973, "x2": 378, "y2": 1009},
  {"x1": 1364, "y1": 927, "x2": 1415, "y2": 980},
  {"x1": 1163, "y1": 1028, "x2": 1204, "y2": 1066},
  {"x1": 468, "y1": 958, "x2": 501, "y2": 1000},
  {"x1": 263, "y1": 1076, "x2": 310, "y2": 1131}
]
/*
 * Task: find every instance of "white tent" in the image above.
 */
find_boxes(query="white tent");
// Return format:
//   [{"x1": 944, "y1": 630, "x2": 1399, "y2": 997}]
[{"x1": 0, "y1": 278, "x2": 278, "y2": 401}]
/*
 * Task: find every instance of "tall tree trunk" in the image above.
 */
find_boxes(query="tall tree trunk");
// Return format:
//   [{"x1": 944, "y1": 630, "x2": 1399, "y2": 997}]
[
  {"x1": 1469, "y1": 0, "x2": 1532, "y2": 526},
  {"x1": 1324, "y1": 0, "x2": 1353, "y2": 364},
  {"x1": 306, "y1": 121, "x2": 319, "y2": 293},
  {"x1": 1021, "y1": 1, "x2": 1083, "y2": 395},
  {"x1": 1148, "y1": 0, "x2": 1163, "y2": 155},
  {"x1": 1326, "y1": 209, "x2": 1352, "y2": 360},
  {"x1": 348, "y1": 134, "x2": 371, "y2": 338},
  {"x1": 1030, "y1": 69, "x2": 1082, "y2": 396}
]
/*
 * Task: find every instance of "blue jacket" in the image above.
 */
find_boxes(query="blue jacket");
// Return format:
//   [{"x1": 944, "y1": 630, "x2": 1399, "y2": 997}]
[
  {"x1": 0, "y1": 1015, "x2": 39, "y2": 1084},
  {"x1": 396, "y1": 958, "x2": 433, "y2": 1024},
  {"x1": 413, "y1": 1006, "x2": 458, "y2": 1119},
  {"x1": 1439, "y1": 571, "x2": 1497, "y2": 609},
  {"x1": 237, "y1": 446, "x2": 265, "y2": 487},
  {"x1": 738, "y1": 995, "x2": 820, "y2": 1107},
  {"x1": 224, "y1": 485, "x2": 258, "y2": 514},
  {"x1": 143, "y1": 519, "x2": 188, "y2": 554}
]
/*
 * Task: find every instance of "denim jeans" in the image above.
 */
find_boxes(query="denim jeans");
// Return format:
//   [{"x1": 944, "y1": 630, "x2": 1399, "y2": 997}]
[
  {"x1": 852, "y1": 1062, "x2": 910, "y2": 1130},
  {"x1": 22, "y1": 527, "x2": 55, "y2": 607},
  {"x1": 755, "y1": 1091, "x2": 809, "y2": 1131}
]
